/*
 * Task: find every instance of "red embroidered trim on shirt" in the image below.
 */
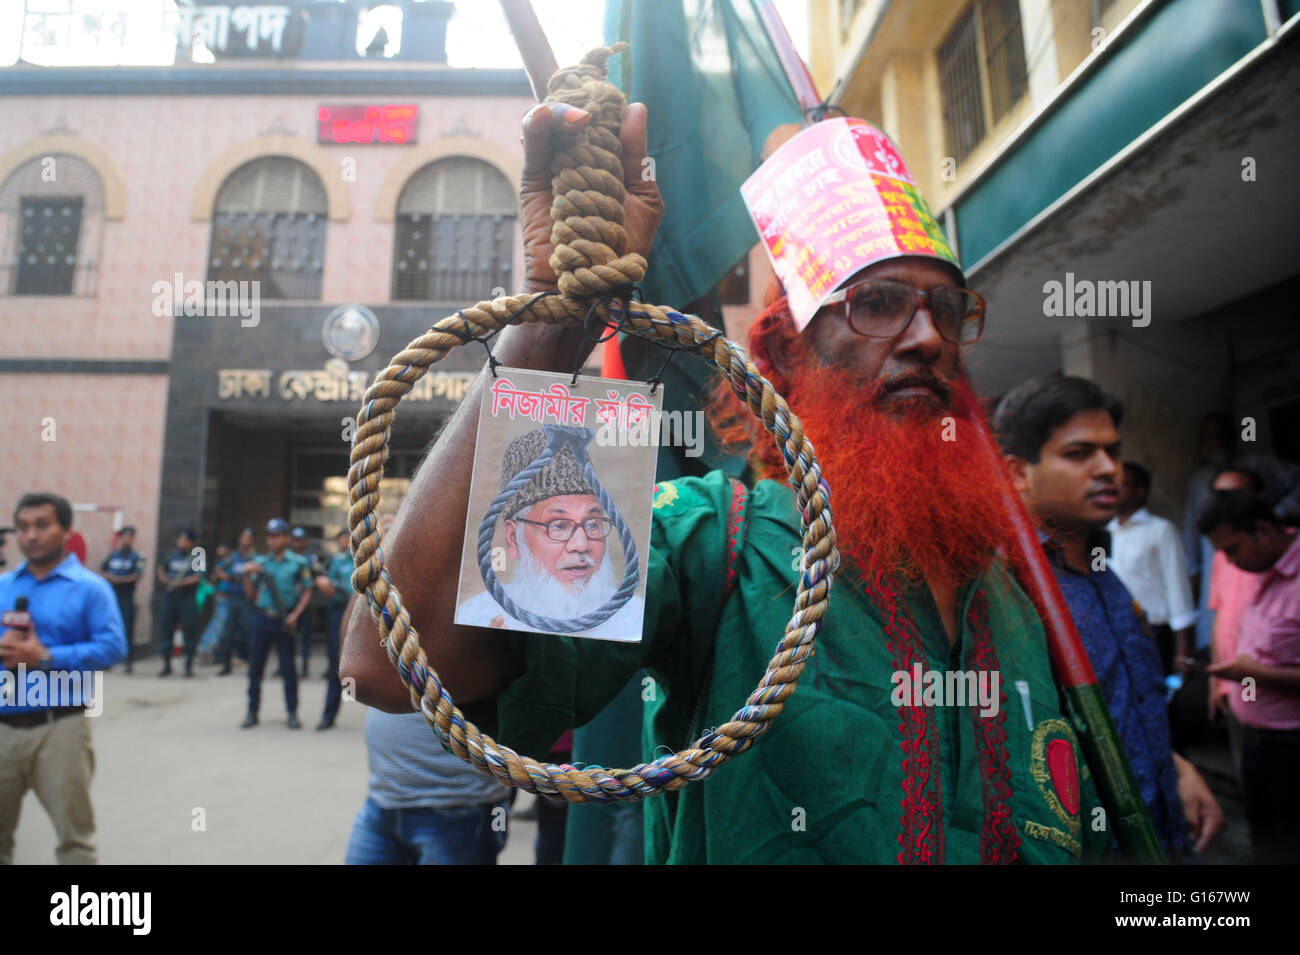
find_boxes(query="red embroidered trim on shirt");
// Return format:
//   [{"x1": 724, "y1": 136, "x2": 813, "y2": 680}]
[
  {"x1": 967, "y1": 588, "x2": 1021, "y2": 865},
  {"x1": 723, "y1": 478, "x2": 747, "y2": 593},
  {"x1": 869, "y1": 571, "x2": 945, "y2": 865}
]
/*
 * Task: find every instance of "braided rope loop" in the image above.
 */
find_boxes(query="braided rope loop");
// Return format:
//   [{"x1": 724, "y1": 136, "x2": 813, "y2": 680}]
[{"x1": 347, "y1": 43, "x2": 841, "y2": 802}]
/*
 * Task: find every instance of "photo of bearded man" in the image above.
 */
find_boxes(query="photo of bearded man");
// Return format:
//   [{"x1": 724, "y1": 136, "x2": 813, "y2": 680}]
[{"x1": 456, "y1": 427, "x2": 645, "y2": 641}]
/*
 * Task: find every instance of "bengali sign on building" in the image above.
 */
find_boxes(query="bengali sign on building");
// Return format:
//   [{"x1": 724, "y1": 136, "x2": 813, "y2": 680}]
[
  {"x1": 173, "y1": 2, "x2": 303, "y2": 58},
  {"x1": 740, "y1": 117, "x2": 959, "y2": 331},
  {"x1": 217, "y1": 366, "x2": 476, "y2": 404}
]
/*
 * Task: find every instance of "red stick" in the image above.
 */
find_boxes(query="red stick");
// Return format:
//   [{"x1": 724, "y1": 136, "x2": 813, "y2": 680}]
[
  {"x1": 967, "y1": 410, "x2": 1098, "y2": 688},
  {"x1": 755, "y1": 0, "x2": 821, "y2": 112}
]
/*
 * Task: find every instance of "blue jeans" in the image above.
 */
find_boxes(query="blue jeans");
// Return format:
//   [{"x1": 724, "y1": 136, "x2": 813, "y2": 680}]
[
  {"x1": 345, "y1": 797, "x2": 509, "y2": 865},
  {"x1": 198, "y1": 595, "x2": 231, "y2": 655}
]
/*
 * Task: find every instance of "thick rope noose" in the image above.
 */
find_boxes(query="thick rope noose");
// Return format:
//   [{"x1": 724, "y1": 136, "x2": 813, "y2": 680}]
[
  {"x1": 347, "y1": 43, "x2": 840, "y2": 803},
  {"x1": 475, "y1": 423, "x2": 640, "y2": 633}
]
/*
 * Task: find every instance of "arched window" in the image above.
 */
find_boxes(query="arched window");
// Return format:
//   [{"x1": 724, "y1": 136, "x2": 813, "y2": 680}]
[
  {"x1": 0, "y1": 154, "x2": 105, "y2": 296},
  {"x1": 209, "y1": 157, "x2": 327, "y2": 300},
  {"x1": 392, "y1": 157, "x2": 515, "y2": 302}
]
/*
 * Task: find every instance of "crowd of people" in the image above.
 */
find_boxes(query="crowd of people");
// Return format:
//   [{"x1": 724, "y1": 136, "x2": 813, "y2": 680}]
[
  {"x1": 102, "y1": 519, "x2": 355, "y2": 730},
  {"x1": 339, "y1": 98, "x2": 1300, "y2": 866},
  {"x1": 1, "y1": 398, "x2": 1296, "y2": 865},
  {"x1": 3, "y1": 98, "x2": 1298, "y2": 867}
]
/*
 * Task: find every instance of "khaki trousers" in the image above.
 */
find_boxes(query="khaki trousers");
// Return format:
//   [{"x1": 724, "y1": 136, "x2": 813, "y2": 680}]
[{"x1": 0, "y1": 714, "x2": 96, "y2": 864}]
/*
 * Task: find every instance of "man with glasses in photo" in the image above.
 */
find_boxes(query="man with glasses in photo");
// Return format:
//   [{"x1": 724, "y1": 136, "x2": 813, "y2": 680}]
[
  {"x1": 456, "y1": 428, "x2": 644, "y2": 640},
  {"x1": 344, "y1": 104, "x2": 1118, "y2": 864}
]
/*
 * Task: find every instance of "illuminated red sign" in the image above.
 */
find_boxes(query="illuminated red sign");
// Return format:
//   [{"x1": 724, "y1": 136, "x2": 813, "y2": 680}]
[{"x1": 317, "y1": 105, "x2": 418, "y2": 144}]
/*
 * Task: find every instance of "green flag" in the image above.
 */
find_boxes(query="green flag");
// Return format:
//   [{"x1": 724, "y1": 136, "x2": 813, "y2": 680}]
[{"x1": 602, "y1": 0, "x2": 806, "y2": 311}]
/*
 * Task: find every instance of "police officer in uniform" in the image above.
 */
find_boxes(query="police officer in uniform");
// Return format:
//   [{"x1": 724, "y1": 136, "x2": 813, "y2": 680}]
[
  {"x1": 313, "y1": 529, "x2": 354, "y2": 730},
  {"x1": 156, "y1": 528, "x2": 201, "y2": 677},
  {"x1": 242, "y1": 518, "x2": 313, "y2": 729},
  {"x1": 289, "y1": 527, "x2": 321, "y2": 678},
  {"x1": 215, "y1": 527, "x2": 259, "y2": 675},
  {"x1": 100, "y1": 525, "x2": 146, "y2": 672}
]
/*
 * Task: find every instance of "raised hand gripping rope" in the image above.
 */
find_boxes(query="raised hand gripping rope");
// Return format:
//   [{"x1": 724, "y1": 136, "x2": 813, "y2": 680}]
[{"x1": 347, "y1": 43, "x2": 839, "y2": 804}]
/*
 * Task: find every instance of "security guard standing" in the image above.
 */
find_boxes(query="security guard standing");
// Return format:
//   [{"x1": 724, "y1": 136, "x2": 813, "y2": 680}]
[
  {"x1": 215, "y1": 527, "x2": 259, "y2": 675},
  {"x1": 242, "y1": 518, "x2": 313, "y2": 729},
  {"x1": 156, "y1": 528, "x2": 201, "y2": 678},
  {"x1": 313, "y1": 529, "x2": 354, "y2": 730},
  {"x1": 100, "y1": 525, "x2": 146, "y2": 673},
  {"x1": 289, "y1": 527, "x2": 321, "y2": 678}
]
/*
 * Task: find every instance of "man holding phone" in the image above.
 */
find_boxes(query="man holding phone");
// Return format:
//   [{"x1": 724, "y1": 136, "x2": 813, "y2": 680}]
[
  {"x1": 242, "y1": 518, "x2": 313, "y2": 729},
  {"x1": 1200, "y1": 490, "x2": 1300, "y2": 863}
]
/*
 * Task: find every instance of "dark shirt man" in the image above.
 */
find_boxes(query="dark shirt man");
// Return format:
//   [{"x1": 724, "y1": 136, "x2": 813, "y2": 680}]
[
  {"x1": 100, "y1": 526, "x2": 146, "y2": 673},
  {"x1": 156, "y1": 529, "x2": 201, "y2": 677},
  {"x1": 0, "y1": 492, "x2": 126, "y2": 864},
  {"x1": 994, "y1": 374, "x2": 1225, "y2": 859}
]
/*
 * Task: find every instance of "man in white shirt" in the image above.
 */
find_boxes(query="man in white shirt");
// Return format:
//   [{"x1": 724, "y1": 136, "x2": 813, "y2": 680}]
[{"x1": 1109, "y1": 462, "x2": 1198, "y2": 675}]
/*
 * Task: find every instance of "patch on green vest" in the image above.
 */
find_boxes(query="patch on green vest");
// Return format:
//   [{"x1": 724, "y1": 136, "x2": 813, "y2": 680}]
[
  {"x1": 1027, "y1": 717, "x2": 1084, "y2": 855},
  {"x1": 652, "y1": 482, "x2": 680, "y2": 510}
]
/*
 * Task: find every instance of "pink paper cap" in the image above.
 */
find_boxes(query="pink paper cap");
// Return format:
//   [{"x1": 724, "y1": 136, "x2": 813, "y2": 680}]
[{"x1": 741, "y1": 117, "x2": 962, "y2": 332}]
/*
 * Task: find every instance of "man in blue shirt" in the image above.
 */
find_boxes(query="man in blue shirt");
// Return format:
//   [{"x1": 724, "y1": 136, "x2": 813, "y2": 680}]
[
  {"x1": 155, "y1": 528, "x2": 202, "y2": 678},
  {"x1": 0, "y1": 492, "x2": 126, "y2": 864},
  {"x1": 242, "y1": 518, "x2": 313, "y2": 729},
  {"x1": 100, "y1": 525, "x2": 146, "y2": 673},
  {"x1": 994, "y1": 375, "x2": 1225, "y2": 860}
]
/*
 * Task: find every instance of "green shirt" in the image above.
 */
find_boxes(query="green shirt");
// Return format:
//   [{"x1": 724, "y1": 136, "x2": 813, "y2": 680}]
[
  {"x1": 495, "y1": 471, "x2": 1112, "y2": 864},
  {"x1": 253, "y1": 551, "x2": 312, "y2": 616},
  {"x1": 327, "y1": 551, "x2": 355, "y2": 607}
]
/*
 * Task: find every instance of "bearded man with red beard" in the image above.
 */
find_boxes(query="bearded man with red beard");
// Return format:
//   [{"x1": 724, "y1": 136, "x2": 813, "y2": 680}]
[{"x1": 342, "y1": 101, "x2": 1114, "y2": 864}]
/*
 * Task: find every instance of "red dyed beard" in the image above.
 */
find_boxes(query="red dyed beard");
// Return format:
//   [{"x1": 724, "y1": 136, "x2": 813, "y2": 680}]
[{"x1": 784, "y1": 364, "x2": 1019, "y2": 591}]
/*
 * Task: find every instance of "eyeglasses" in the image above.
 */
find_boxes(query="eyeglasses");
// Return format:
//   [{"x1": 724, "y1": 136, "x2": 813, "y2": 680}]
[
  {"x1": 820, "y1": 279, "x2": 986, "y2": 344},
  {"x1": 515, "y1": 516, "x2": 614, "y2": 543}
]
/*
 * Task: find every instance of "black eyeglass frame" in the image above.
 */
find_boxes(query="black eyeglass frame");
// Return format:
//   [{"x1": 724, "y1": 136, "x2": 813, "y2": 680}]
[
  {"x1": 513, "y1": 516, "x2": 615, "y2": 543},
  {"x1": 819, "y1": 278, "x2": 987, "y2": 344}
]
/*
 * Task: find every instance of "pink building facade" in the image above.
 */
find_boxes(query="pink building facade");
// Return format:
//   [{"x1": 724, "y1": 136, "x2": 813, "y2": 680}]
[{"x1": 0, "y1": 21, "x2": 535, "y2": 648}]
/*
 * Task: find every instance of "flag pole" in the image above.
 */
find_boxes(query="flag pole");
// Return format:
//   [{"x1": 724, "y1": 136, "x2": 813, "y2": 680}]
[
  {"x1": 754, "y1": 0, "x2": 821, "y2": 114},
  {"x1": 500, "y1": 0, "x2": 559, "y2": 101},
  {"x1": 749, "y1": 0, "x2": 1164, "y2": 863}
]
